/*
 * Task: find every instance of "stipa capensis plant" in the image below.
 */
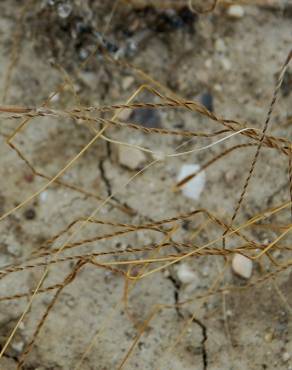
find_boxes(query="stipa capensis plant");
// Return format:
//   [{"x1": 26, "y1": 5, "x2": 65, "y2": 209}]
[{"x1": 0, "y1": 1, "x2": 291, "y2": 369}]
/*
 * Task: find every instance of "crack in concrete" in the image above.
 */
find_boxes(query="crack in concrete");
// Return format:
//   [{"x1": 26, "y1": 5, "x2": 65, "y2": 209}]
[
  {"x1": 192, "y1": 317, "x2": 208, "y2": 370},
  {"x1": 98, "y1": 142, "x2": 132, "y2": 213},
  {"x1": 167, "y1": 274, "x2": 183, "y2": 318},
  {"x1": 99, "y1": 142, "x2": 113, "y2": 197},
  {"x1": 167, "y1": 273, "x2": 208, "y2": 370},
  {"x1": 99, "y1": 157, "x2": 112, "y2": 197}
]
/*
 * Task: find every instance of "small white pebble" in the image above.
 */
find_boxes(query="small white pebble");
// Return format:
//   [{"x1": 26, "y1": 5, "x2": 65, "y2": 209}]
[
  {"x1": 205, "y1": 59, "x2": 212, "y2": 69},
  {"x1": 177, "y1": 164, "x2": 205, "y2": 201},
  {"x1": 214, "y1": 83, "x2": 222, "y2": 92},
  {"x1": 50, "y1": 93, "x2": 59, "y2": 102},
  {"x1": 57, "y1": 3, "x2": 72, "y2": 18},
  {"x1": 117, "y1": 108, "x2": 132, "y2": 121},
  {"x1": 122, "y1": 76, "x2": 134, "y2": 90},
  {"x1": 282, "y1": 352, "x2": 290, "y2": 363},
  {"x1": 19, "y1": 322, "x2": 25, "y2": 330},
  {"x1": 215, "y1": 38, "x2": 226, "y2": 53},
  {"x1": 7, "y1": 244, "x2": 21, "y2": 257},
  {"x1": 232, "y1": 253, "x2": 253, "y2": 279},
  {"x1": 227, "y1": 5, "x2": 245, "y2": 18},
  {"x1": 12, "y1": 341, "x2": 24, "y2": 353},
  {"x1": 264, "y1": 332, "x2": 273, "y2": 343},
  {"x1": 202, "y1": 265, "x2": 209, "y2": 277},
  {"x1": 79, "y1": 48, "x2": 89, "y2": 60},
  {"x1": 206, "y1": 302, "x2": 214, "y2": 310},
  {"x1": 226, "y1": 309, "x2": 233, "y2": 318},
  {"x1": 118, "y1": 146, "x2": 146, "y2": 170},
  {"x1": 40, "y1": 191, "x2": 48, "y2": 202},
  {"x1": 176, "y1": 263, "x2": 197, "y2": 284},
  {"x1": 221, "y1": 57, "x2": 232, "y2": 71},
  {"x1": 163, "y1": 269, "x2": 170, "y2": 278}
]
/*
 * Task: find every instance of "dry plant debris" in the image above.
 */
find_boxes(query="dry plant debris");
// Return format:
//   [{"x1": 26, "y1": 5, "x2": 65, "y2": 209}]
[{"x1": 0, "y1": 1, "x2": 291, "y2": 369}]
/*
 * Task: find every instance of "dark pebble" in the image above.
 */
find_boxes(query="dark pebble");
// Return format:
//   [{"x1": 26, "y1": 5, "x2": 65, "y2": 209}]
[
  {"x1": 24, "y1": 208, "x2": 36, "y2": 220},
  {"x1": 281, "y1": 71, "x2": 292, "y2": 97},
  {"x1": 130, "y1": 108, "x2": 161, "y2": 128},
  {"x1": 157, "y1": 7, "x2": 197, "y2": 32},
  {"x1": 200, "y1": 92, "x2": 214, "y2": 112},
  {"x1": 182, "y1": 220, "x2": 190, "y2": 230}
]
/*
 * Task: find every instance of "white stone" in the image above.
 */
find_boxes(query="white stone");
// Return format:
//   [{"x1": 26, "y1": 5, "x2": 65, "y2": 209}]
[
  {"x1": 205, "y1": 59, "x2": 212, "y2": 69},
  {"x1": 40, "y1": 191, "x2": 48, "y2": 202},
  {"x1": 232, "y1": 253, "x2": 253, "y2": 279},
  {"x1": 176, "y1": 263, "x2": 197, "y2": 284},
  {"x1": 11, "y1": 340, "x2": 24, "y2": 353},
  {"x1": 214, "y1": 84, "x2": 222, "y2": 92},
  {"x1": 163, "y1": 269, "x2": 170, "y2": 278},
  {"x1": 19, "y1": 322, "x2": 25, "y2": 330},
  {"x1": 227, "y1": 5, "x2": 245, "y2": 18},
  {"x1": 226, "y1": 309, "x2": 233, "y2": 317},
  {"x1": 202, "y1": 265, "x2": 209, "y2": 277},
  {"x1": 221, "y1": 57, "x2": 232, "y2": 71},
  {"x1": 7, "y1": 244, "x2": 21, "y2": 257},
  {"x1": 118, "y1": 146, "x2": 146, "y2": 170},
  {"x1": 117, "y1": 108, "x2": 132, "y2": 121},
  {"x1": 177, "y1": 164, "x2": 205, "y2": 200},
  {"x1": 48, "y1": 92, "x2": 59, "y2": 102},
  {"x1": 122, "y1": 76, "x2": 134, "y2": 90},
  {"x1": 282, "y1": 352, "x2": 290, "y2": 363},
  {"x1": 57, "y1": 3, "x2": 72, "y2": 18},
  {"x1": 264, "y1": 332, "x2": 273, "y2": 342},
  {"x1": 215, "y1": 38, "x2": 226, "y2": 53}
]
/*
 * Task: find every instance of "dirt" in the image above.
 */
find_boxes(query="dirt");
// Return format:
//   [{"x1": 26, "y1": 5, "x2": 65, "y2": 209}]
[{"x1": 0, "y1": 1, "x2": 291, "y2": 369}]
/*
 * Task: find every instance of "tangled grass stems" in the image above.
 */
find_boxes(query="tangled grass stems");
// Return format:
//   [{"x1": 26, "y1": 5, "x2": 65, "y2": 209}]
[{"x1": 0, "y1": 2, "x2": 291, "y2": 368}]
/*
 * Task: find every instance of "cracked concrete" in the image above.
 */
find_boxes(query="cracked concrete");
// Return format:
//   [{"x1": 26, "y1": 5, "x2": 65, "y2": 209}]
[
  {"x1": 0, "y1": 1, "x2": 291, "y2": 369},
  {"x1": 167, "y1": 272, "x2": 209, "y2": 370}
]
